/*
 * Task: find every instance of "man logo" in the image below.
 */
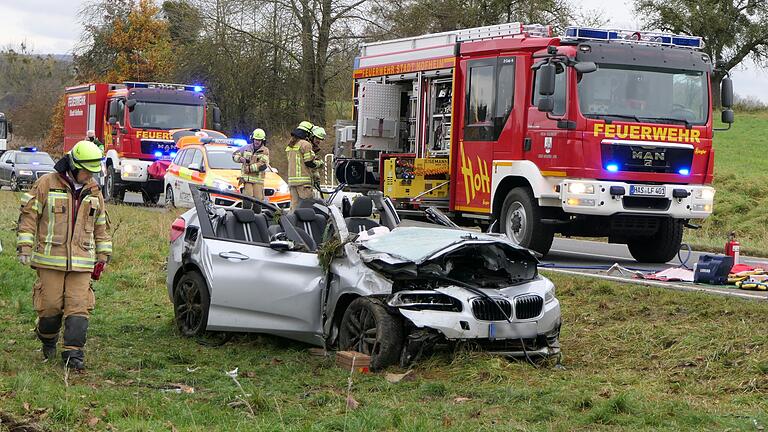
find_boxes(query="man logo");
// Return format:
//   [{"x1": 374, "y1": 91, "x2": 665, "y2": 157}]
[{"x1": 632, "y1": 150, "x2": 665, "y2": 167}]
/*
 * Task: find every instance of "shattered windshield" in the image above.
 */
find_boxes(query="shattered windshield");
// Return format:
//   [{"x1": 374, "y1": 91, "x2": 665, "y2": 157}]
[{"x1": 361, "y1": 227, "x2": 506, "y2": 263}]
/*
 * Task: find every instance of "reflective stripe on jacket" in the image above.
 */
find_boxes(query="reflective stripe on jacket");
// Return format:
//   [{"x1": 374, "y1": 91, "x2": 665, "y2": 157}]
[
  {"x1": 233, "y1": 146, "x2": 270, "y2": 184},
  {"x1": 17, "y1": 173, "x2": 112, "y2": 272},
  {"x1": 286, "y1": 139, "x2": 315, "y2": 186}
]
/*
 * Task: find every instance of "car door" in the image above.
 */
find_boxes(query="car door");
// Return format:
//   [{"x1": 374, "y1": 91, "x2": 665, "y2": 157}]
[
  {"x1": 190, "y1": 187, "x2": 325, "y2": 345},
  {"x1": 0, "y1": 152, "x2": 10, "y2": 183}
]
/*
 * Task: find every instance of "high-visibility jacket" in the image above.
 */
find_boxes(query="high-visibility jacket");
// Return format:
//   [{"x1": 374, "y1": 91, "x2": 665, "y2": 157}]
[
  {"x1": 233, "y1": 145, "x2": 270, "y2": 184},
  {"x1": 286, "y1": 139, "x2": 315, "y2": 186},
  {"x1": 17, "y1": 171, "x2": 112, "y2": 272}
]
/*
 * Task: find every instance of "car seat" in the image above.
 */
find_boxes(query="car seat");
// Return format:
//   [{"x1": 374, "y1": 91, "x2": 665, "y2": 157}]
[
  {"x1": 217, "y1": 209, "x2": 271, "y2": 243},
  {"x1": 283, "y1": 208, "x2": 327, "y2": 251},
  {"x1": 345, "y1": 196, "x2": 380, "y2": 234}
]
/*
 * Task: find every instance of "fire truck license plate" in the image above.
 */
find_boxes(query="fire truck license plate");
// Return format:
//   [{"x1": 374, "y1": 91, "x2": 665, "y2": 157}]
[{"x1": 629, "y1": 185, "x2": 666, "y2": 196}]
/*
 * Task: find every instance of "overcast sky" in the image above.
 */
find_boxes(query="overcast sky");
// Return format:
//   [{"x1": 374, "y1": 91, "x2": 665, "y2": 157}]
[{"x1": 1, "y1": 0, "x2": 766, "y2": 101}]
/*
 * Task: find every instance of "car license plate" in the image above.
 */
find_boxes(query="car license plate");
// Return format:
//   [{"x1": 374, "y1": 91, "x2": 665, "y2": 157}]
[
  {"x1": 488, "y1": 321, "x2": 537, "y2": 339},
  {"x1": 629, "y1": 185, "x2": 666, "y2": 197}
]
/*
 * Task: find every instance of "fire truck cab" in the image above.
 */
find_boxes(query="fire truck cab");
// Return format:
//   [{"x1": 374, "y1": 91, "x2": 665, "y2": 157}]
[
  {"x1": 337, "y1": 23, "x2": 734, "y2": 263},
  {"x1": 64, "y1": 82, "x2": 221, "y2": 204}
]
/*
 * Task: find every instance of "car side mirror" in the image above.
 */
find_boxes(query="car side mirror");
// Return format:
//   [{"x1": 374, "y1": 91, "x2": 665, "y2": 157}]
[
  {"x1": 538, "y1": 97, "x2": 555, "y2": 113},
  {"x1": 5, "y1": 159, "x2": 13, "y2": 165},
  {"x1": 574, "y1": 61, "x2": 597, "y2": 74},
  {"x1": 269, "y1": 240, "x2": 294, "y2": 252},
  {"x1": 188, "y1": 162, "x2": 203, "y2": 172},
  {"x1": 722, "y1": 108, "x2": 734, "y2": 124},
  {"x1": 538, "y1": 62, "x2": 556, "y2": 96}
]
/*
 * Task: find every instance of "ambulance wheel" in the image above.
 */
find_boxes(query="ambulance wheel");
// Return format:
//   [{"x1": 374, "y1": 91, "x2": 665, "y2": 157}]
[
  {"x1": 165, "y1": 185, "x2": 176, "y2": 208},
  {"x1": 627, "y1": 218, "x2": 683, "y2": 263},
  {"x1": 500, "y1": 188, "x2": 553, "y2": 255},
  {"x1": 173, "y1": 271, "x2": 210, "y2": 337}
]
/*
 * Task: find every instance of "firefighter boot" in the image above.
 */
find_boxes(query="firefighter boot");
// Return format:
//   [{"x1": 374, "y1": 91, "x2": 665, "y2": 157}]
[
  {"x1": 62, "y1": 315, "x2": 89, "y2": 370},
  {"x1": 36, "y1": 314, "x2": 62, "y2": 361}
]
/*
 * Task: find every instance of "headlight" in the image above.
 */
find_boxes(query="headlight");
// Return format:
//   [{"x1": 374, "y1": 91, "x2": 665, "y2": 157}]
[
  {"x1": 567, "y1": 182, "x2": 595, "y2": 195},
  {"x1": 18, "y1": 170, "x2": 34, "y2": 176},
  {"x1": 544, "y1": 284, "x2": 556, "y2": 304},
  {"x1": 388, "y1": 290, "x2": 462, "y2": 312},
  {"x1": 122, "y1": 164, "x2": 140, "y2": 174},
  {"x1": 278, "y1": 183, "x2": 289, "y2": 194},
  {"x1": 211, "y1": 179, "x2": 235, "y2": 191},
  {"x1": 694, "y1": 188, "x2": 715, "y2": 200}
]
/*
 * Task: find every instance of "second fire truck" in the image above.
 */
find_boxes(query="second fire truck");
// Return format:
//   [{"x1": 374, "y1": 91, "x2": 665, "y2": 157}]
[
  {"x1": 335, "y1": 23, "x2": 734, "y2": 263},
  {"x1": 63, "y1": 82, "x2": 221, "y2": 203}
]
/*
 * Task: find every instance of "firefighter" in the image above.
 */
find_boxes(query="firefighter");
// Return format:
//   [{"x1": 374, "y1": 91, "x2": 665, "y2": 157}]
[
  {"x1": 233, "y1": 128, "x2": 270, "y2": 210},
  {"x1": 86, "y1": 130, "x2": 104, "y2": 153},
  {"x1": 309, "y1": 126, "x2": 327, "y2": 188},
  {"x1": 16, "y1": 140, "x2": 112, "y2": 371},
  {"x1": 285, "y1": 121, "x2": 317, "y2": 210}
]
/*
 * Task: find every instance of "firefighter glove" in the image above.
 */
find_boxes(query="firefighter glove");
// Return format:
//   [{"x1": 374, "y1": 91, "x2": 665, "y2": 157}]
[{"x1": 18, "y1": 254, "x2": 31, "y2": 266}]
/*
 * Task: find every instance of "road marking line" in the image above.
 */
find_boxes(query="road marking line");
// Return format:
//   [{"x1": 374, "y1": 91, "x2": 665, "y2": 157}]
[{"x1": 542, "y1": 268, "x2": 767, "y2": 301}]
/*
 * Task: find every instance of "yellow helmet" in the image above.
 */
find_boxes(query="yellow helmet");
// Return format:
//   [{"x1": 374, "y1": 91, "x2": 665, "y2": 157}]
[
  {"x1": 298, "y1": 121, "x2": 314, "y2": 132},
  {"x1": 70, "y1": 140, "x2": 104, "y2": 173},
  {"x1": 311, "y1": 126, "x2": 326, "y2": 140},
  {"x1": 252, "y1": 128, "x2": 266, "y2": 140}
]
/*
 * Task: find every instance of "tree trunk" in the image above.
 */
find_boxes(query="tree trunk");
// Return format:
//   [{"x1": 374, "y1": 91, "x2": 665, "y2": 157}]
[
  {"x1": 299, "y1": 0, "x2": 316, "y2": 121},
  {"x1": 710, "y1": 72, "x2": 723, "y2": 110}
]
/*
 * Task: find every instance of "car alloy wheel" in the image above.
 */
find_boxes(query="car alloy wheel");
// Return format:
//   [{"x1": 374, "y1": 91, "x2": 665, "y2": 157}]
[
  {"x1": 10, "y1": 174, "x2": 19, "y2": 192},
  {"x1": 165, "y1": 185, "x2": 176, "y2": 208},
  {"x1": 339, "y1": 297, "x2": 403, "y2": 370},
  {"x1": 173, "y1": 272, "x2": 210, "y2": 337}
]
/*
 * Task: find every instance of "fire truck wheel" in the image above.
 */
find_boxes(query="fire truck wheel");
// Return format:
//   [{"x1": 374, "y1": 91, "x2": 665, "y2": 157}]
[
  {"x1": 627, "y1": 218, "x2": 683, "y2": 263},
  {"x1": 500, "y1": 188, "x2": 554, "y2": 255},
  {"x1": 105, "y1": 166, "x2": 125, "y2": 203}
]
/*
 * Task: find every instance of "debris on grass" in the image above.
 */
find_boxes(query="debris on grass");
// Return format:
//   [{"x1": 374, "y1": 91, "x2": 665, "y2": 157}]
[
  {"x1": 161, "y1": 384, "x2": 195, "y2": 394},
  {"x1": 384, "y1": 370, "x2": 412, "y2": 384}
]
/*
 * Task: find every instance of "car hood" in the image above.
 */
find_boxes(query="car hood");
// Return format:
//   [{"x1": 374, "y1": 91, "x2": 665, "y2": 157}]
[{"x1": 356, "y1": 227, "x2": 539, "y2": 288}]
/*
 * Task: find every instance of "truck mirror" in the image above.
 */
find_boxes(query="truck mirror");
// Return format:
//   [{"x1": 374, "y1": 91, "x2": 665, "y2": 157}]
[
  {"x1": 574, "y1": 61, "x2": 597, "y2": 74},
  {"x1": 212, "y1": 106, "x2": 221, "y2": 131},
  {"x1": 108, "y1": 116, "x2": 117, "y2": 125},
  {"x1": 109, "y1": 100, "x2": 119, "y2": 119},
  {"x1": 538, "y1": 62, "x2": 556, "y2": 96},
  {"x1": 721, "y1": 108, "x2": 734, "y2": 124},
  {"x1": 538, "y1": 97, "x2": 555, "y2": 113},
  {"x1": 720, "y1": 76, "x2": 734, "y2": 108},
  {"x1": 111, "y1": 127, "x2": 118, "y2": 136},
  {"x1": 126, "y1": 99, "x2": 137, "y2": 111}
]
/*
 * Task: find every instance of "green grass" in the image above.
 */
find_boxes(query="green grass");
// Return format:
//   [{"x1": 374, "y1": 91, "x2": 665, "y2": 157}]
[
  {"x1": 1, "y1": 190, "x2": 767, "y2": 431},
  {"x1": 684, "y1": 111, "x2": 768, "y2": 255}
]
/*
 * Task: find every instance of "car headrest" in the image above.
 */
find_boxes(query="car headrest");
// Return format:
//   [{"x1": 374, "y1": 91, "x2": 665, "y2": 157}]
[
  {"x1": 294, "y1": 208, "x2": 317, "y2": 222},
  {"x1": 233, "y1": 209, "x2": 257, "y2": 223},
  {"x1": 349, "y1": 196, "x2": 373, "y2": 217}
]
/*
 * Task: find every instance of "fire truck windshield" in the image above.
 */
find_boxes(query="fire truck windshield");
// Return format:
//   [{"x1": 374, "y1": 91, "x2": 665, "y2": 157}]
[
  {"x1": 129, "y1": 102, "x2": 204, "y2": 130},
  {"x1": 578, "y1": 65, "x2": 708, "y2": 126}
]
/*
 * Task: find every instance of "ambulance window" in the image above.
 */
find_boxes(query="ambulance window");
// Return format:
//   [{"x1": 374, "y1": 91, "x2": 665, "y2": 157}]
[
  {"x1": 532, "y1": 62, "x2": 567, "y2": 116},
  {"x1": 173, "y1": 150, "x2": 186, "y2": 165},
  {"x1": 190, "y1": 150, "x2": 204, "y2": 168},
  {"x1": 180, "y1": 150, "x2": 194, "y2": 167}
]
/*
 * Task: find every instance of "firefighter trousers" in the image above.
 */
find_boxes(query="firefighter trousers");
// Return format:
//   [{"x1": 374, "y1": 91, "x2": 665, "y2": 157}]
[
  {"x1": 289, "y1": 184, "x2": 314, "y2": 211},
  {"x1": 33, "y1": 269, "x2": 94, "y2": 351},
  {"x1": 242, "y1": 181, "x2": 264, "y2": 210}
]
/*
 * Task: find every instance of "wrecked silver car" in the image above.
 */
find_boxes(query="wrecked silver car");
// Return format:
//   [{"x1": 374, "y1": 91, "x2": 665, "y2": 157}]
[{"x1": 167, "y1": 186, "x2": 561, "y2": 369}]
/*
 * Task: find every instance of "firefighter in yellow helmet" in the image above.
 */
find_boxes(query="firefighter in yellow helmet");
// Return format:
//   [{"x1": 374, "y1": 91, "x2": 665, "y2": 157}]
[
  {"x1": 309, "y1": 126, "x2": 327, "y2": 187},
  {"x1": 16, "y1": 140, "x2": 112, "y2": 371},
  {"x1": 285, "y1": 121, "x2": 317, "y2": 210},
  {"x1": 233, "y1": 128, "x2": 269, "y2": 210}
]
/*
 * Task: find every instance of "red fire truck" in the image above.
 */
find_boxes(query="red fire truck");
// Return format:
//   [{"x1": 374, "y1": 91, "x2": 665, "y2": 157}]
[
  {"x1": 63, "y1": 82, "x2": 221, "y2": 203},
  {"x1": 335, "y1": 23, "x2": 734, "y2": 263}
]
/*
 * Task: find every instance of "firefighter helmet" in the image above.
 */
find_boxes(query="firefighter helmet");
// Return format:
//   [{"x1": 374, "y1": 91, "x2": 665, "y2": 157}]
[
  {"x1": 298, "y1": 121, "x2": 314, "y2": 132},
  {"x1": 311, "y1": 126, "x2": 326, "y2": 140},
  {"x1": 70, "y1": 140, "x2": 104, "y2": 173},
  {"x1": 251, "y1": 128, "x2": 266, "y2": 141}
]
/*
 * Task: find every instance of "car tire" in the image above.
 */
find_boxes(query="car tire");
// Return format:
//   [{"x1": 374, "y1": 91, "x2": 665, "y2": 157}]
[
  {"x1": 338, "y1": 297, "x2": 403, "y2": 370},
  {"x1": 627, "y1": 218, "x2": 683, "y2": 263},
  {"x1": 500, "y1": 188, "x2": 554, "y2": 255},
  {"x1": 165, "y1": 185, "x2": 176, "y2": 208},
  {"x1": 105, "y1": 165, "x2": 125, "y2": 203},
  {"x1": 173, "y1": 271, "x2": 211, "y2": 337},
  {"x1": 10, "y1": 174, "x2": 19, "y2": 192}
]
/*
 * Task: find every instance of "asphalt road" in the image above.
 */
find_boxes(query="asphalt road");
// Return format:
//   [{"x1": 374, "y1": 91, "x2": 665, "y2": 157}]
[{"x1": 542, "y1": 238, "x2": 768, "y2": 301}]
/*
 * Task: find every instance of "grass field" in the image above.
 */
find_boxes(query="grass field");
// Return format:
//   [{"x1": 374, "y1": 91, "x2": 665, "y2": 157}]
[
  {"x1": 0, "y1": 191, "x2": 766, "y2": 431},
  {"x1": 686, "y1": 111, "x2": 768, "y2": 255}
]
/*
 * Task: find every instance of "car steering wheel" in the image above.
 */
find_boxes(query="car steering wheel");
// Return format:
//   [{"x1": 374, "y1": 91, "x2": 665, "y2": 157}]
[{"x1": 670, "y1": 104, "x2": 696, "y2": 120}]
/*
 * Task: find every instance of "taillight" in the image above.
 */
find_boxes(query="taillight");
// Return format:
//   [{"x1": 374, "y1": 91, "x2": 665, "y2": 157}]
[{"x1": 170, "y1": 218, "x2": 186, "y2": 242}]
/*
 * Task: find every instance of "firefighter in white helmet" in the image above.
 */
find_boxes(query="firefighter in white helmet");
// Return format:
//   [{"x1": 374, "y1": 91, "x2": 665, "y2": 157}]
[
  {"x1": 233, "y1": 128, "x2": 270, "y2": 209},
  {"x1": 16, "y1": 140, "x2": 112, "y2": 371}
]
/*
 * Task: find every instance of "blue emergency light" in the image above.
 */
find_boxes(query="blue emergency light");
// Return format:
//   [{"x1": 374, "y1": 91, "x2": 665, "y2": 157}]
[
  {"x1": 20, "y1": 146, "x2": 38, "y2": 152},
  {"x1": 125, "y1": 82, "x2": 204, "y2": 92},
  {"x1": 565, "y1": 27, "x2": 704, "y2": 49},
  {"x1": 193, "y1": 85, "x2": 203, "y2": 93},
  {"x1": 170, "y1": 151, "x2": 177, "y2": 158},
  {"x1": 233, "y1": 138, "x2": 248, "y2": 147},
  {"x1": 606, "y1": 163, "x2": 619, "y2": 172},
  {"x1": 154, "y1": 151, "x2": 163, "y2": 158},
  {"x1": 678, "y1": 168, "x2": 690, "y2": 176}
]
